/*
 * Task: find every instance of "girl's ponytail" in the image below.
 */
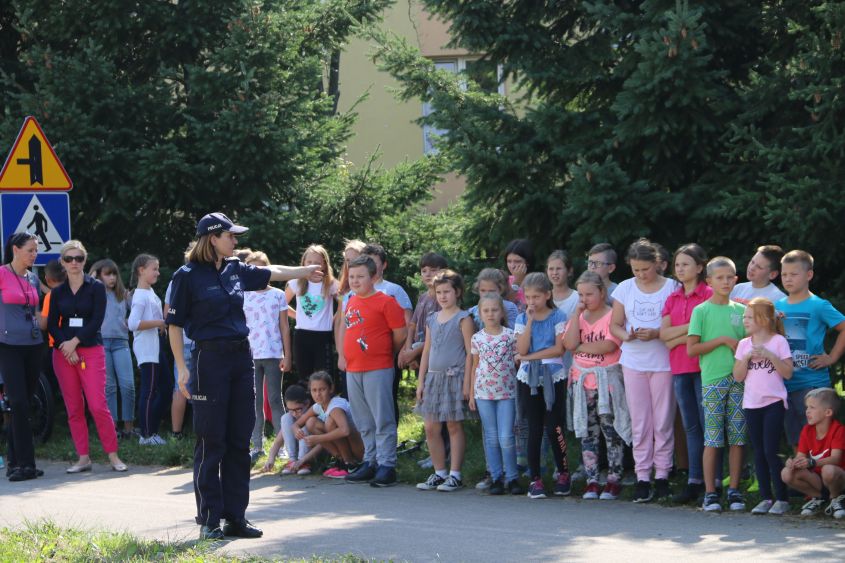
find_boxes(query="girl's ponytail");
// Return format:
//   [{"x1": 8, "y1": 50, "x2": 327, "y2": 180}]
[
  {"x1": 747, "y1": 297, "x2": 784, "y2": 336},
  {"x1": 130, "y1": 253, "x2": 158, "y2": 288}
]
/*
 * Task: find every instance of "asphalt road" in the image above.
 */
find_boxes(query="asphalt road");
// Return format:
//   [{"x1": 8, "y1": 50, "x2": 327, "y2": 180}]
[{"x1": 1, "y1": 461, "x2": 844, "y2": 561}]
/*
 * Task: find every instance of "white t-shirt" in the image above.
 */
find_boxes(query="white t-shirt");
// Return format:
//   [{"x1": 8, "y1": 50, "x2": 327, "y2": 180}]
[
  {"x1": 312, "y1": 396, "x2": 356, "y2": 430},
  {"x1": 128, "y1": 288, "x2": 163, "y2": 365},
  {"x1": 611, "y1": 277, "x2": 677, "y2": 372},
  {"x1": 244, "y1": 288, "x2": 288, "y2": 359},
  {"x1": 730, "y1": 281, "x2": 786, "y2": 305},
  {"x1": 554, "y1": 290, "x2": 580, "y2": 319},
  {"x1": 286, "y1": 279, "x2": 338, "y2": 331}
]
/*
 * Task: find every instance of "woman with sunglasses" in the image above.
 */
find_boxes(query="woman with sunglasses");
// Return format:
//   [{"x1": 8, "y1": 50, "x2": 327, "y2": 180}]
[
  {"x1": 167, "y1": 212, "x2": 320, "y2": 541},
  {"x1": 0, "y1": 232, "x2": 45, "y2": 481},
  {"x1": 47, "y1": 240, "x2": 127, "y2": 474}
]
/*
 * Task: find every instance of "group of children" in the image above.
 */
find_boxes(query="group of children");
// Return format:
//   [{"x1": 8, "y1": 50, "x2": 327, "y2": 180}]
[
  {"x1": 33, "y1": 234, "x2": 845, "y2": 521},
  {"x1": 261, "y1": 237, "x2": 845, "y2": 521}
]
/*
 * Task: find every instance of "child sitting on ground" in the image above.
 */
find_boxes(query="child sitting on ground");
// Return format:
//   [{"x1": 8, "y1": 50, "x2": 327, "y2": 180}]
[
  {"x1": 781, "y1": 387, "x2": 845, "y2": 519},
  {"x1": 292, "y1": 371, "x2": 364, "y2": 479},
  {"x1": 262, "y1": 385, "x2": 315, "y2": 475}
]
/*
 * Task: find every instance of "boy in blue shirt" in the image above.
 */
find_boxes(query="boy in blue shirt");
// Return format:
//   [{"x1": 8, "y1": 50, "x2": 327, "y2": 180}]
[{"x1": 775, "y1": 250, "x2": 845, "y2": 446}]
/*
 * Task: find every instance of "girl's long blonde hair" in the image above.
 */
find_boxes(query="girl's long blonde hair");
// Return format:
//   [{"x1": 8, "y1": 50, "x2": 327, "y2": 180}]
[
  {"x1": 297, "y1": 244, "x2": 335, "y2": 300},
  {"x1": 338, "y1": 239, "x2": 366, "y2": 296}
]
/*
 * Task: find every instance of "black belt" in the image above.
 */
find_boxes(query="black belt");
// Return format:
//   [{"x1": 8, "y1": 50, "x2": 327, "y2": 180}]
[{"x1": 195, "y1": 338, "x2": 250, "y2": 351}]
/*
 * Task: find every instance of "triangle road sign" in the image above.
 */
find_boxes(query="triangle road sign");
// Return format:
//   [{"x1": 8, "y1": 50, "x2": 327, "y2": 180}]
[{"x1": 0, "y1": 116, "x2": 73, "y2": 191}]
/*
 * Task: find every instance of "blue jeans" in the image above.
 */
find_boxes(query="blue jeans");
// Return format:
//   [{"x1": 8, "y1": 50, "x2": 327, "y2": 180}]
[
  {"x1": 476, "y1": 398, "x2": 518, "y2": 482},
  {"x1": 673, "y1": 373, "x2": 704, "y2": 483},
  {"x1": 103, "y1": 338, "x2": 135, "y2": 423}
]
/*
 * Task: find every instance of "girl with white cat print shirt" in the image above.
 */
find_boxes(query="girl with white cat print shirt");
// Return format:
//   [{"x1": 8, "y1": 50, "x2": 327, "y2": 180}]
[{"x1": 610, "y1": 238, "x2": 679, "y2": 503}]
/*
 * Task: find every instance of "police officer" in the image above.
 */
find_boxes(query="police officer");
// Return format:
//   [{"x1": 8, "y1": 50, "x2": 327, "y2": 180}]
[{"x1": 167, "y1": 212, "x2": 319, "y2": 540}]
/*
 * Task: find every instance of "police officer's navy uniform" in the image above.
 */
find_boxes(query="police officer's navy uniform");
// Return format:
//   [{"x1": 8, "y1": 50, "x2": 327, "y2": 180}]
[{"x1": 167, "y1": 251, "x2": 270, "y2": 531}]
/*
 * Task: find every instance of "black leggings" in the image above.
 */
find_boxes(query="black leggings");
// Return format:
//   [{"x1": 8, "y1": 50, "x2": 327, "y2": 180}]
[
  {"x1": 745, "y1": 401, "x2": 788, "y2": 501},
  {"x1": 293, "y1": 329, "x2": 334, "y2": 384},
  {"x1": 0, "y1": 343, "x2": 42, "y2": 469},
  {"x1": 519, "y1": 380, "x2": 569, "y2": 478}
]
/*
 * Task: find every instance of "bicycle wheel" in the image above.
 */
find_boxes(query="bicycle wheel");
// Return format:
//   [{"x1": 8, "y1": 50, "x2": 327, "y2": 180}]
[{"x1": 30, "y1": 372, "x2": 54, "y2": 444}]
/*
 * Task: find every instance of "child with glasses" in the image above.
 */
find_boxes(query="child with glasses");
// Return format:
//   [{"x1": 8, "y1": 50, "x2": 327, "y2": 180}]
[
  {"x1": 586, "y1": 243, "x2": 618, "y2": 305},
  {"x1": 262, "y1": 384, "x2": 315, "y2": 475}
]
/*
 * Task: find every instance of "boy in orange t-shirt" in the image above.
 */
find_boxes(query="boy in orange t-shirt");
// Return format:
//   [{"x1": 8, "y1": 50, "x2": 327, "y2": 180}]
[
  {"x1": 337, "y1": 255, "x2": 407, "y2": 487},
  {"x1": 39, "y1": 259, "x2": 67, "y2": 346},
  {"x1": 781, "y1": 387, "x2": 845, "y2": 518}
]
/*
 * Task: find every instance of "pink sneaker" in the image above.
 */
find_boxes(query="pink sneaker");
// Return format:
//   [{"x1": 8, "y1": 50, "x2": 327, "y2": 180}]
[
  {"x1": 296, "y1": 464, "x2": 312, "y2": 475},
  {"x1": 323, "y1": 467, "x2": 350, "y2": 479},
  {"x1": 280, "y1": 461, "x2": 297, "y2": 475}
]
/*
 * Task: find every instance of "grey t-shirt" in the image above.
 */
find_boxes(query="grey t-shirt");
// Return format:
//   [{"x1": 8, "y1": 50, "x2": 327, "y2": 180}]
[
  {"x1": 0, "y1": 268, "x2": 43, "y2": 346},
  {"x1": 101, "y1": 290, "x2": 129, "y2": 340}
]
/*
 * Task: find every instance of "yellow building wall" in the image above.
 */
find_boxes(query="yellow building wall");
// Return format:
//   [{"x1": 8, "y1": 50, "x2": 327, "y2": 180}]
[{"x1": 339, "y1": 1, "x2": 513, "y2": 210}]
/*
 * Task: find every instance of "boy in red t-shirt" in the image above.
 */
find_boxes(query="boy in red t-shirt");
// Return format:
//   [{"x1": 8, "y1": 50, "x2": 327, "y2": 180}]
[
  {"x1": 781, "y1": 387, "x2": 845, "y2": 518},
  {"x1": 337, "y1": 256, "x2": 407, "y2": 487}
]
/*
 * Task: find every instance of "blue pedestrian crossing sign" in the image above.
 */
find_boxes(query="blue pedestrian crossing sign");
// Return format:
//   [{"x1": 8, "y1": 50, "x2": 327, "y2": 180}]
[{"x1": 0, "y1": 193, "x2": 71, "y2": 265}]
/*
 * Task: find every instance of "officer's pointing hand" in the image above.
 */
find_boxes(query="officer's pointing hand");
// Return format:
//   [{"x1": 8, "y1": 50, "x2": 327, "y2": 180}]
[{"x1": 304, "y1": 265, "x2": 323, "y2": 277}]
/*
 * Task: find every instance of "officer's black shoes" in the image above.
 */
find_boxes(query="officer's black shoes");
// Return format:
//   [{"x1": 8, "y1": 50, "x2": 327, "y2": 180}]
[
  {"x1": 222, "y1": 519, "x2": 263, "y2": 538},
  {"x1": 345, "y1": 462, "x2": 376, "y2": 484},
  {"x1": 199, "y1": 525, "x2": 225, "y2": 541},
  {"x1": 370, "y1": 465, "x2": 397, "y2": 488}
]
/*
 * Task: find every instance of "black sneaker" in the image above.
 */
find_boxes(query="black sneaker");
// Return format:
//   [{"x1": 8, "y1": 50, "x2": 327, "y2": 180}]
[
  {"x1": 632, "y1": 480, "x2": 653, "y2": 503},
  {"x1": 553, "y1": 472, "x2": 572, "y2": 496},
  {"x1": 673, "y1": 482, "x2": 704, "y2": 504},
  {"x1": 508, "y1": 479, "x2": 525, "y2": 495},
  {"x1": 702, "y1": 492, "x2": 722, "y2": 512},
  {"x1": 654, "y1": 478, "x2": 671, "y2": 500},
  {"x1": 222, "y1": 519, "x2": 263, "y2": 538},
  {"x1": 345, "y1": 462, "x2": 376, "y2": 484},
  {"x1": 199, "y1": 525, "x2": 225, "y2": 541},
  {"x1": 489, "y1": 478, "x2": 505, "y2": 495},
  {"x1": 7, "y1": 466, "x2": 38, "y2": 482},
  {"x1": 370, "y1": 465, "x2": 397, "y2": 488},
  {"x1": 437, "y1": 474, "x2": 464, "y2": 492}
]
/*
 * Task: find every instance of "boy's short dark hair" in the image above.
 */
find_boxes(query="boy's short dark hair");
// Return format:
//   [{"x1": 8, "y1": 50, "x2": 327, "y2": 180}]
[
  {"x1": 588, "y1": 243, "x2": 617, "y2": 264},
  {"x1": 45, "y1": 259, "x2": 66, "y2": 283},
  {"x1": 503, "y1": 239, "x2": 534, "y2": 270},
  {"x1": 805, "y1": 387, "x2": 841, "y2": 413},
  {"x1": 284, "y1": 384, "x2": 309, "y2": 404},
  {"x1": 362, "y1": 243, "x2": 387, "y2": 264},
  {"x1": 348, "y1": 255, "x2": 377, "y2": 277},
  {"x1": 757, "y1": 245, "x2": 785, "y2": 276},
  {"x1": 419, "y1": 252, "x2": 448, "y2": 270},
  {"x1": 782, "y1": 249, "x2": 813, "y2": 272}
]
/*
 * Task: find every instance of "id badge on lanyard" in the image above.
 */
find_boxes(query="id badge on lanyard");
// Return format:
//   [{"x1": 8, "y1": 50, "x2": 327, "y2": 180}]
[{"x1": 69, "y1": 317, "x2": 84, "y2": 328}]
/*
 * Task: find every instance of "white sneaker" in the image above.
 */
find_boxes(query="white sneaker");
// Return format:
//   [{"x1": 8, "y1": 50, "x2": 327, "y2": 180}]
[
  {"x1": 152, "y1": 434, "x2": 167, "y2": 445},
  {"x1": 800, "y1": 497, "x2": 825, "y2": 516},
  {"x1": 475, "y1": 474, "x2": 493, "y2": 490},
  {"x1": 138, "y1": 436, "x2": 151, "y2": 446},
  {"x1": 768, "y1": 500, "x2": 790, "y2": 515},
  {"x1": 751, "y1": 499, "x2": 773, "y2": 514}
]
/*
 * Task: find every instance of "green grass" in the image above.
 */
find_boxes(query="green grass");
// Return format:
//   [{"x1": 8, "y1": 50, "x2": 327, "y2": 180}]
[
  {"x1": 0, "y1": 522, "x2": 367, "y2": 562},
  {"x1": 34, "y1": 418, "x2": 195, "y2": 467}
]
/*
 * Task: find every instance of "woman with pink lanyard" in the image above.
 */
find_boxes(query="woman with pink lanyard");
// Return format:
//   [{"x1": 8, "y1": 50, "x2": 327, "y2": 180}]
[{"x1": 48, "y1": 240, "x2": 127, "y2": 473}]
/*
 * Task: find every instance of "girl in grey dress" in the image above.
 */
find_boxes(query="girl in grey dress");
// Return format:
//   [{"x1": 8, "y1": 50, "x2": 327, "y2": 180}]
[{"x1": 415, "y1": 271, "x2": 475, "y2": 492}]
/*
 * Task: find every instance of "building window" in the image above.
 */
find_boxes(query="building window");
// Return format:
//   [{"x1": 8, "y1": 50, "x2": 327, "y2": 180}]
[{"x1": 423, "y1": 57, "x2": 504, "y2": 154}]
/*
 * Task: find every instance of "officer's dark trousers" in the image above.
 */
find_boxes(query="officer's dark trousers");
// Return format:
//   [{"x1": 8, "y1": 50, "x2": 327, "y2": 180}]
[{"x1": 190, "y1": 341, "x2": 255, "y2": 527}]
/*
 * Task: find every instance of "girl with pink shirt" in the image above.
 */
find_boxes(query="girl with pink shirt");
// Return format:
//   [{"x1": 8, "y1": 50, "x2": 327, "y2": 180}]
[
  {"x1": 564, "y1": 272, "x2": 631, "y2": 501},
  {"x1": 659, "y1": 243, "x2": 712, "y2": 504},
  {"x1": 734, "y1": 297, "x2": 793, "y2": 515},
  {"x1": 610, "y1": 239, "x2": 678, "y2": 503}
]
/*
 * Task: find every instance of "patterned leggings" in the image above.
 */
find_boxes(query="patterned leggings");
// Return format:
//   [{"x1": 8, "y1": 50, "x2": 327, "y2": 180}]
[{"x1": 581, "y1": 388, "x2": 624, "y2": 485}]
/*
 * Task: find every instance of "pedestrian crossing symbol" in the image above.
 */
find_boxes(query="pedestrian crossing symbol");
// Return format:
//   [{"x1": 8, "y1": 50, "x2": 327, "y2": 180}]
[
  {"x1": 0, "y1": 193, "x2": 70, "y2": 265},
  {"x1": 0, "y1": 116, "x2": 73, "y2": 191}
]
